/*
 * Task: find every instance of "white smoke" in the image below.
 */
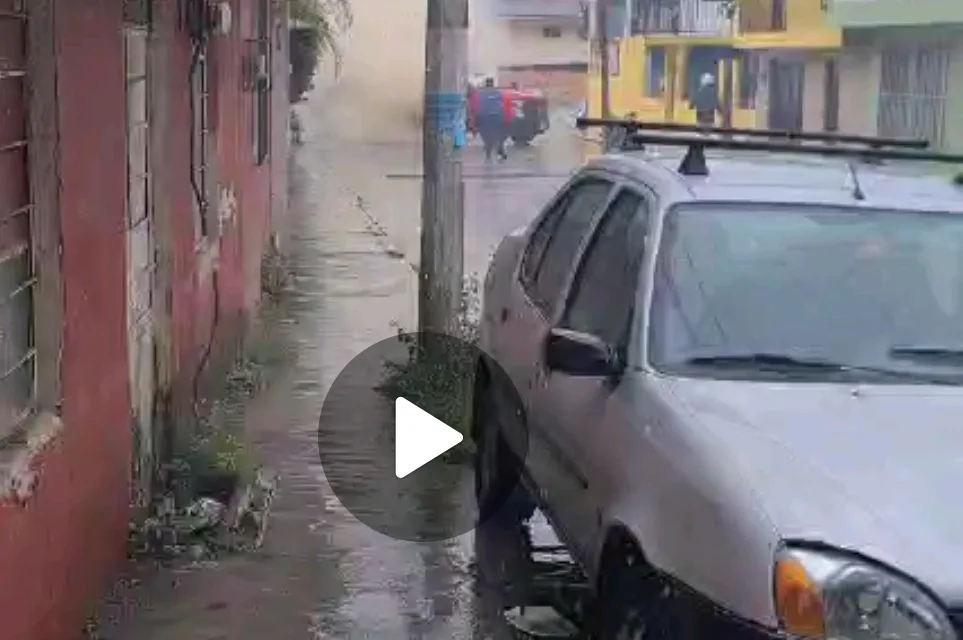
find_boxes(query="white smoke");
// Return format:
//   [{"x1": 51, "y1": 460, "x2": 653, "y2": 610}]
[{"x1": 317, "y1": 0, "x2": 511, "y2": 141}]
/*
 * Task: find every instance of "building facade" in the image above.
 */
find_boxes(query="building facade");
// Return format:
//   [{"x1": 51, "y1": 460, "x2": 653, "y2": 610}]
[
  {"x1": 827, "y1": 0, "x2": 963, "y2": 150},
  {"x1": 487, "y1": 0, "x2": 589, "y2": 105},
  {"x1": 0, "y1": 0, "x2": 288, "y2": 638},
  {"x1": 588, "y1": 0, "x2": 841, "y2": 132}
]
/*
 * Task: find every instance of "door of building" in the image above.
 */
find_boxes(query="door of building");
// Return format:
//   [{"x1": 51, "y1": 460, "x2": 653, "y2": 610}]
[
  {"x1": 768, "y1": 56, "x2": 804, "y2": 132},
  {"x1": 877, "y1": 39, "x2": 949, "y2": 147}
]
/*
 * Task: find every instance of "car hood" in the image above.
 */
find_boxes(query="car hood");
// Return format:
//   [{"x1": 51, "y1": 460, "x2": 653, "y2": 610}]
[{"x1": 664, "y1": 377, "x2": 963, "y2": 604}]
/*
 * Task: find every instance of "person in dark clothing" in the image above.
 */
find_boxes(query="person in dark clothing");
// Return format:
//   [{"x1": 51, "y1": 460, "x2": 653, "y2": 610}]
[
  {"x1": 476, "y1": 78, "x2": 508, "y2": 162},
  {"x1": 690, "y1": 73, "x2": 720, "y2": 128}
]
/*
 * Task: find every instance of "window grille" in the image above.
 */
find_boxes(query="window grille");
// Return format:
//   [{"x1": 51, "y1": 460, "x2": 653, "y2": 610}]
[{"x1": 0, "y1": 0, "x2": 37, "y2": 441}]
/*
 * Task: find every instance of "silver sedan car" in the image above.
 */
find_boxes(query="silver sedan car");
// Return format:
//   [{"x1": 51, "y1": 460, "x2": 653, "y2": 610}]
[{"x1": 473, "y1": 137, "x2": 963, "y2": 639}]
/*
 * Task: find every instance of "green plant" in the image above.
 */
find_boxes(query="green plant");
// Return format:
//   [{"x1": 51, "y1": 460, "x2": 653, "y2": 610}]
[
  {"x1": 379, "y1": 274, "x2": 482, "y2": 462},
  {"x1": 289, "y1": 0, "x2": 353, "y2": 76}
]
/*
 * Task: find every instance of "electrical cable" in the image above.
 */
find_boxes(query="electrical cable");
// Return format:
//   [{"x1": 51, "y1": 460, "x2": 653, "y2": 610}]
[{"x1": 186, "y1": 30, "x2": 220, "y2": 421}]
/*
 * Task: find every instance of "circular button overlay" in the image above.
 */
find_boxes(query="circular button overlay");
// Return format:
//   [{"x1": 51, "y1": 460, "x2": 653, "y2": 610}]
[{"x1": 317, "y1": 331, "x2": 528, "y2": 542}]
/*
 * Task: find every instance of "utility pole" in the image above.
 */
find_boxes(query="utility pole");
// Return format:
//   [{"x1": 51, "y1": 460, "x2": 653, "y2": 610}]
[
  {"x1": 419, "y1": 0, "x2": 468, "y2": 338},
  {"x1": 596, "y1": 0, "x2": 611, "y2": 118}
]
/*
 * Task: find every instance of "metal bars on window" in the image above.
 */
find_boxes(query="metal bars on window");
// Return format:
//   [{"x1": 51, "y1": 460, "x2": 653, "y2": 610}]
[
  {"x1": 0, "y1": 0, "x2": 36, "y2": 440},
  {"x1": 633, "y1": 0, "x2": 729, "y2": 37},
  {"x1": 877, "y1": 40, "x2": 950, "y2": 148},
  {"x1": 125, "y1": 28, "x2": 155, "y2": 331}
]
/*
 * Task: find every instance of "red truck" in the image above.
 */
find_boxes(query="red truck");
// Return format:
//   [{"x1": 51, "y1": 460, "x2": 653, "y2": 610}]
[{"x1": 467, "y1": 84, "x2": 550, "y2": 146}]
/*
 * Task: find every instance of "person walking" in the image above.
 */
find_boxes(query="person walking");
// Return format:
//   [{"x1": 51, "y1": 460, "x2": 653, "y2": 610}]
[
  {"x1": 691, "y1": 73, "x2": 721, "y2": 128},
  {"x1": 475, "y1": 78, "x2": 508, "y2": 162}
]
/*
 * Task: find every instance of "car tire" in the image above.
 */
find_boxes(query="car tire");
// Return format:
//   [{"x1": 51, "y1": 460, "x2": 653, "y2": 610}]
[
  {"x1": 593, "y1": 554, "x2": 698, "y2": 639},
  {"x1": 473, "y1": 375, "x2": 535, "y2": 525}
]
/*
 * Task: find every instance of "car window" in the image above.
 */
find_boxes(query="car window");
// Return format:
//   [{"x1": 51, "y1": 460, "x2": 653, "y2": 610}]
[
  {"x1": 522, "y1": 177, "x2": 614, "y2": 315},
  {"x1": 649, "y1": 203, "x2": 963, "y2": 379},
  {"x1": 560, "y1": 189, "x2": 650, "y2": 346}
]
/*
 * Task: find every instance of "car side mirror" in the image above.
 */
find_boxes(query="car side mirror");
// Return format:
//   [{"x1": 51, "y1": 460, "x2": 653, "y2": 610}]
[{"x1": 545, "y1": 328, "x2": 621, "y2": 378}]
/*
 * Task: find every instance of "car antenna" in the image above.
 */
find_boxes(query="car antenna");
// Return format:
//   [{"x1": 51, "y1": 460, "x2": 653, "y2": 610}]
[{"x1": 847, "y1": 161, "x2": 866, "y2": 201}]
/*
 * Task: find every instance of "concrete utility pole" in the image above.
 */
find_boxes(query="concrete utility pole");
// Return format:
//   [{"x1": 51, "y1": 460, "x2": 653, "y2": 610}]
[
  {"x1": 596, "y1": 0, "x2": 611, "y2": 118},
  {"x1": 419, "y1": 0, "x2": 469, "y2": 337}
]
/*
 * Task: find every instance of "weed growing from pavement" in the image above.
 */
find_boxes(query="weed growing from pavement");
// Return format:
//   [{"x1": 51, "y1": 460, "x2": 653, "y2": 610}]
[
  {"x1": 380, "y1": 274, "x2": 481, "y2": 463},
  {"x1": 174, "y1": 318, "x2": 290, "y2": 494},
  {"x1": 128, "y1": 316, "x2": 291, "y2": 562}
]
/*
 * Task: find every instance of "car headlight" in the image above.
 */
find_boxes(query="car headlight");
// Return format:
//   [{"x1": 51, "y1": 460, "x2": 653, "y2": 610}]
[{"x1": 774, "y1": 546, "x2": 956, "y2": 639}]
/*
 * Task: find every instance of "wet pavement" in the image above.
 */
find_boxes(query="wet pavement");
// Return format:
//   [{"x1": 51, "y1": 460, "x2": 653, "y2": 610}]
[{"x1": 93, "y1": 79, "x2": 587, "y2": 638}]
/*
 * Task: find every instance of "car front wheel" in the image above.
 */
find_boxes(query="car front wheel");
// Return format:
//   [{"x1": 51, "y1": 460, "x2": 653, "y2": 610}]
[{"x1": 594, "y1": 558, "x2": 698, "y2": 639}]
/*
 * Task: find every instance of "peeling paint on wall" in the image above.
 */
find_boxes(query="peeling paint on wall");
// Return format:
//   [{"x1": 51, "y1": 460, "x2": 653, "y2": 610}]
[
  {"x1": 0, "y1": 412, "x2": 63, "y2": 504},
  {"x1": 218, "y1": 183, "x2": 238, "y2": 228}
]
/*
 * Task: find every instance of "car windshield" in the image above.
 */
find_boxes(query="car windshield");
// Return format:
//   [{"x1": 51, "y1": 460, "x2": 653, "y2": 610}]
[{"x1": 648, "y1": 203, "x2": 963, "y2": 382}]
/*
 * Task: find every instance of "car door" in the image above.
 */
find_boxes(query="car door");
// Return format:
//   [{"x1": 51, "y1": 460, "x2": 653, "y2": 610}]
[
  {"x1": 494, "y1": 175, "x2": 617, "y2": 488},
  {"x1": 531, "y1": 186, "x2": 653, "y2": 565}
]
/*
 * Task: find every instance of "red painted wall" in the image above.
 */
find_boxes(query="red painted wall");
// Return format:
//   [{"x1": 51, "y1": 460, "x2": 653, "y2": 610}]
[
  {"x1": 0, "y1": 0, "x2": 284, "y2": 638},
  {"x1": 163, "y1": 0, "x2": 274, "y2": 398},
  {"x1": 0, "y1": 2, "x2": 132, "y2": 640}
]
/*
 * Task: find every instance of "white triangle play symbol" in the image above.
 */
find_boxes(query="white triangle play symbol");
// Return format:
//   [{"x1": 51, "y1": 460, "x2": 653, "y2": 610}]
[{"x1": 394, "y1": 397, "x2": 464, "y2": 479}]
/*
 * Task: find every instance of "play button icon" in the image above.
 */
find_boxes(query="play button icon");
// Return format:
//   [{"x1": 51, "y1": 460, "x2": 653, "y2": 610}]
[
  {"x1": 395, "y1": 397, "x2": 464, "y2": 478},
  {"x1": 317, "y1": 330, "x2": 528, "y2": 542}
]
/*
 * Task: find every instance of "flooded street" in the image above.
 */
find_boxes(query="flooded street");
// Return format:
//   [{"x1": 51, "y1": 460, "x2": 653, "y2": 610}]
[
  {"x1": 269, "y1": 74, "x2": 583, "y2": 636},
  {"x1": 96, "y1": 41, "x2": 589, "y2": 640}
]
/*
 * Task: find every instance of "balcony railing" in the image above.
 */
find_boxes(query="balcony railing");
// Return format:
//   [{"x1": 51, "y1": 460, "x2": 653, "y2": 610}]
[{"x1": 630, "y1": 0, "x2": 732, "y2": 37}]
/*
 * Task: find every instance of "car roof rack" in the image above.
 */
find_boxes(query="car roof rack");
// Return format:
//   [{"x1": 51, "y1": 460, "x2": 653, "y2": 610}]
[
  {"x1": 575, "y1": 118, "x2": 963, "y2": 179},
  {"x1": 575, "y1": 117, "x2": 930, "y2": 149}
]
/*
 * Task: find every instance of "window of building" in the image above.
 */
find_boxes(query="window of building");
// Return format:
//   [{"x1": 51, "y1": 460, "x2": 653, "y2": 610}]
[
  {"x1": 0, "y1": 251, "x2": 36, "y2": 440},
  {"x1": 771, "y1": 0, "x2": 787, "y2": 30},
  {"x1": 878, "y1": 41, "x2": 949, "y2": 147},
  {"x1": 542, "y1": 26, "x2": 562, "y2": 38},
  {"x1": 252, "y1": 0, "x2": 271, "y2": 165},
  {"x1": 737, "y1": 51, "x2": 758, "y2": 109},
  {"x1": 644, "y1": 46, "x2": 666, "y2": 97},
  {"x1": 684, "y1": 46, "x2": 727, "y2": 100},
  {"x1": 0, "y1": 3, "x2": 37, "y2": 441}
]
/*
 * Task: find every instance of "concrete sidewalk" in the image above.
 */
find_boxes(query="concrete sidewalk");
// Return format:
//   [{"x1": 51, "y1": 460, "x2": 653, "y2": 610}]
[
  {"x1": 91, "y1": 129, "x2": 426, "y2": 640},
  {"x1": 91, "y1": 77, "x2": 583, "y2": 640}
]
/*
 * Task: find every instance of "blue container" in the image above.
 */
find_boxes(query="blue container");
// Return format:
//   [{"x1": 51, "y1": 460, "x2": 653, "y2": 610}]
[{"x1": 426, "y1": 91, "x2": 467, "y2": 148}]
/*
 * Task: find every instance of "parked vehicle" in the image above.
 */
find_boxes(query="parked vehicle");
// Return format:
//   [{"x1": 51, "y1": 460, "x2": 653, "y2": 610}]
[
  {"x1": 474, "y1": 121, "x2": 963, "y2": 638},
  {"x1": 503, "y1": 86, "x2": 550, "y2": 145}
]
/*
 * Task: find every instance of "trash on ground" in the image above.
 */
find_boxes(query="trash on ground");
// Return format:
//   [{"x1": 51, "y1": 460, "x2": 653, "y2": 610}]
[{"x1": 127, "y1": 466, "x2": 278, "y2": 563}]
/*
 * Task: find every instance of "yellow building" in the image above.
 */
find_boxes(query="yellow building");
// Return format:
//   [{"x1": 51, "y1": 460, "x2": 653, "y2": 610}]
[{"x1": 587, "y1": 0, "x2": 841, "y2": 132}]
